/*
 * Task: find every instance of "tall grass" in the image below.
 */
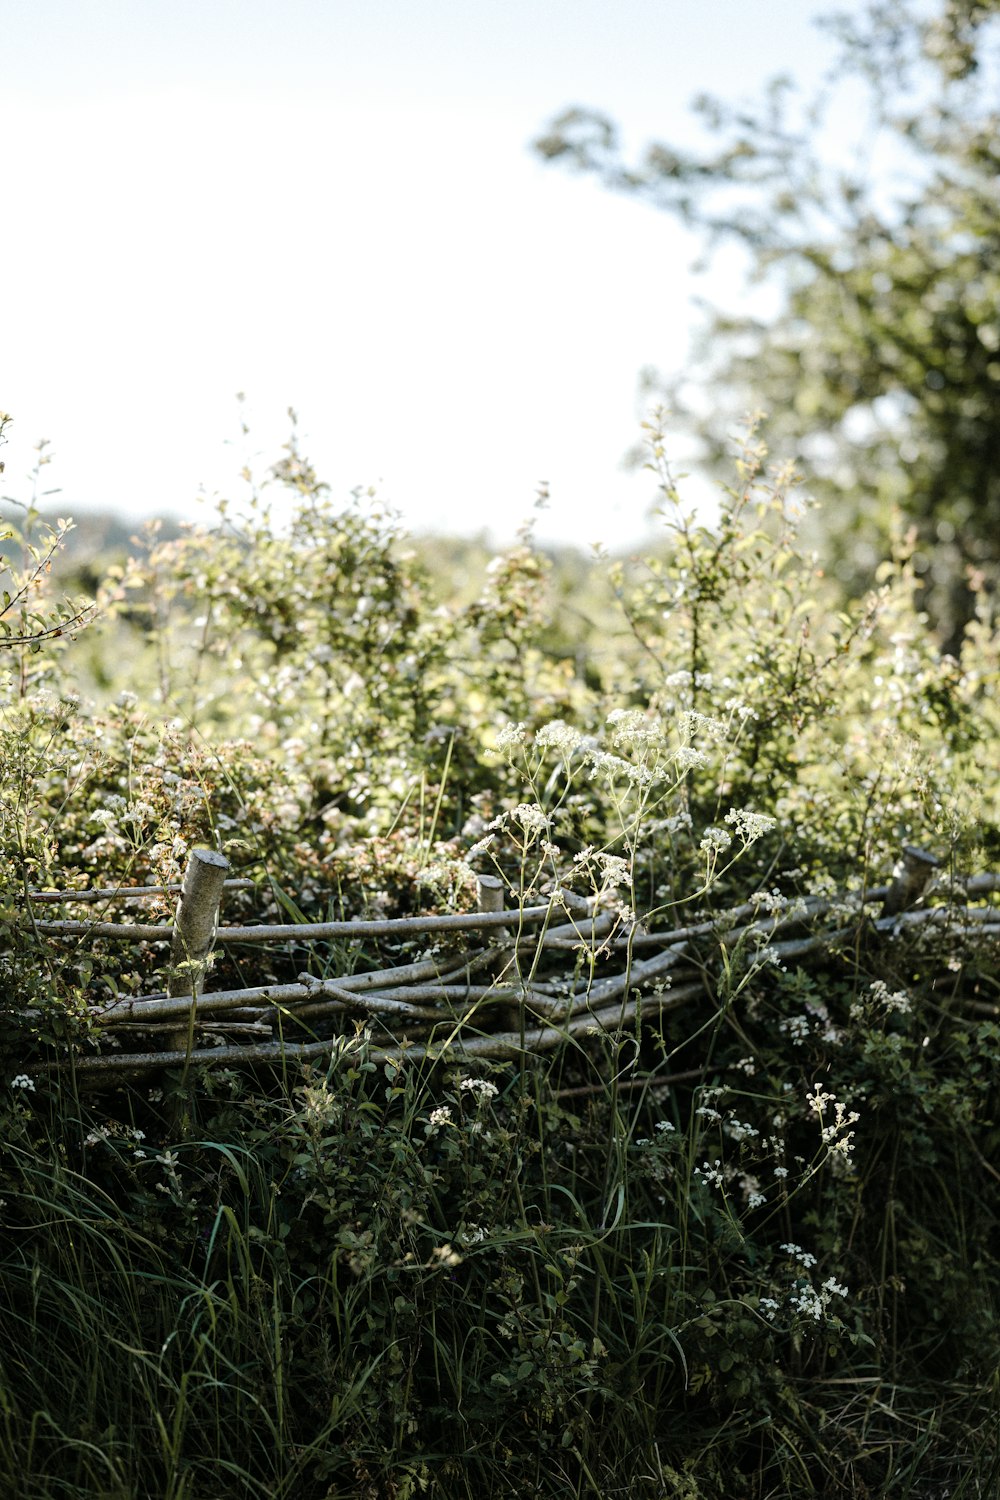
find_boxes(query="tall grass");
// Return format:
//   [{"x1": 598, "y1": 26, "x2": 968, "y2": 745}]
[{"x1": 1, "y1": 1011, "x2": 997, "y2": 1499}]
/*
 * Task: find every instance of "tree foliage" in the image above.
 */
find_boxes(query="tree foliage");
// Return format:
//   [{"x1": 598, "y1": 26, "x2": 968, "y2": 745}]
[{"x1": 535, "y1": 0, "x2": 1000, "y2": 648}]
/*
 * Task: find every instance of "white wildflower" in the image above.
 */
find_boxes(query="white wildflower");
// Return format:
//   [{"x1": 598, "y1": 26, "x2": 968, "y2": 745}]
[
  {"x1": 121, "y1": 801, "x2": 157, "y2": 827},
  {"x1": 510, "y1": 803, "x2": 550, "y2": 831},
  {"x1": 741, "y1": 1174, "x2": 766, "y2": 1209},
  {"x1": 724, "y1": 808, "x2": 777, "y2": 844},
  {"x1": 757, "y1": 946, "x2": 788, "y2": 971},
  {"x1": 780, "y1": 1243, "x2": 817, "y2": 1268},
  {"x1": 869, "y1": 979, "x2": 912, "y2": 1014},
  {"x1": 699, "y1": 827, "x2": 733, "y2": 855},
  {"x1": 695, "y1": 1159, "x2": 725, "y2": 1188},
  {"x1": 494, "y1": 722, "x2": 527, "y2": 751},
  {"x1": 779, "y1": 1014, "x2": 811, "y2": 1045},
  {"x1": 594, "y1": 853, "x2": 631, "y2": 887},
  {"x1": 750, "y1": 888, "x2": 786, "y2": 914},
  {"x1": 678, "y1": 709, "x2": 727, "y2": 742},
  {"x1": 724, "y1": 697, "x2": 759, "y2": 722},
  {"x1": 587, "y1": 749, "x2": 660, "y2": 786},
  {"x1": 460, "y1": 1078, "x2": 499, "y2": 1105},
  {"x1": 807, "y1": 1085, "x2": 860, "y2": 1154},
  {"x1": 606, "y1": 707, "x2": 664, "y2": 747},
  {"x1": 788, "y1": 1285, "x2": 825, "y2": 1320},
  {"x1": 536, "y1": 720, "x2": 585, "y2": 757}
]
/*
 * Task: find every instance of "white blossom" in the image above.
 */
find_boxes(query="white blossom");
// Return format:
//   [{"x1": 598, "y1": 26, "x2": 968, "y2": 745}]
[
  {"x1": 724, "y1": 808, "x2": 777, "y2": 844},
  {"x1": 594, "y1": 852, "x2": 631, "y2": 888},
  {"x1": 494, "y1": 722, "x2": 526, "y2": 751},
  {"x1": 605, "y1": 707, "x2": 664, "y2": 748},
  {"x1": 780, "y1": 1242, "x2": 817, "y2": 1268},
  {"x1": 460, "y1": 1078, "x2": 499, "y2": 1105},
  {"x1": 535, "y1": 720, "x2": 585, "y2": 757},
  {"x1": 868, "y1": 979, "x2": 912, "y2": 1014}
]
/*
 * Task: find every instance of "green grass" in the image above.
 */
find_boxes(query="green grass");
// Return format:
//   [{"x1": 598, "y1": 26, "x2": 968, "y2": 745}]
[{"x1": 1, "y1": 1028, "x2": 997, "y2": 1500}]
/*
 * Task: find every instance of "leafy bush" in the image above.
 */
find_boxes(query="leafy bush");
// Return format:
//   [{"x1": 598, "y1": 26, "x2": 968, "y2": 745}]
[{"x1": 0, "y1": 415, "x2": 997, "y2": 1497}]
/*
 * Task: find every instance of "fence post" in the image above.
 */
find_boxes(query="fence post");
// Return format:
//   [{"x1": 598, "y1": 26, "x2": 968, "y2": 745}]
[
  {"x1": 880, "y1": 845, "x2": 940, "y2": 918},
  {"x1": 476, "y1": 874, "x2": 505, "y2": 919},
  {"x1": 167, "y1": 848, "x2": 230, "y2": 1054},
  {"x1": 477, "y1": 874, "x2": 519, "y2": 1029}
]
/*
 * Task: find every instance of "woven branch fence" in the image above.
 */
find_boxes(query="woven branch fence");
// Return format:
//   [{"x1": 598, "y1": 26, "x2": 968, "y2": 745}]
[{"x1": 19, "y1": 845, "x2": 1000, "y2": 1084}]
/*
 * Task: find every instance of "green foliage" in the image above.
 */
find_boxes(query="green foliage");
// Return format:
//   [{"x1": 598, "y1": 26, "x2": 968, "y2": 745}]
[
  {"x1": 0, "y1": 417, "x2": 997, "y2": 1495},
  {"x1": 0, "y1": 416, "x2": 97, "y2": 661},
  {"x1": 535, "y1": 0, "x2": 1000, "y2": 647}
]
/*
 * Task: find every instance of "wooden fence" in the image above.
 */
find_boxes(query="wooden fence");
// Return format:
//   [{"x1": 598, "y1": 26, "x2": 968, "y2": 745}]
[{"x1": 19, "y1": 844, "x2": 1000, "y2": 1084}]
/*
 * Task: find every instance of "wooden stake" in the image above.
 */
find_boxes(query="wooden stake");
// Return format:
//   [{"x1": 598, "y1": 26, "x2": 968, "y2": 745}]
[
  {"x1": 166, "y1": 848, "x2": 230, "y2": 1054},
  {"x1": 881, "y1": 845, "x2": 940, "y2": 918}
]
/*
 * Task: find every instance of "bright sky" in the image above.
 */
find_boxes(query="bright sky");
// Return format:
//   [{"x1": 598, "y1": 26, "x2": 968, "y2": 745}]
[{"x1": 3, "y1": 0, "x2": 853, "y2": 548}]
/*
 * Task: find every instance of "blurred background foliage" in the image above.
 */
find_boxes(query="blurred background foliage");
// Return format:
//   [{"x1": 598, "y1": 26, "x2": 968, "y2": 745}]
[{"x1": 535, "y1": 0, "x2": 1000, "y2": 652}]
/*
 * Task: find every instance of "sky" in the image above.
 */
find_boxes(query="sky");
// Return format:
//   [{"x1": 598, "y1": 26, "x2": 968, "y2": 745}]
[{"x1": 3, "y1": 0, "x2": 857, "y2": 549}]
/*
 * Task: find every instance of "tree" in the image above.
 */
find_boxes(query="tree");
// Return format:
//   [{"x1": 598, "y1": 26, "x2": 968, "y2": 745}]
[{"x1": 534, "y1": 0, "x2": 1000, "y2": 651}]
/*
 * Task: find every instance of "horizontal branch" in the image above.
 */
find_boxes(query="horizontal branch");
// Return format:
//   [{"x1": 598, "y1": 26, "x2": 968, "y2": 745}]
[
  {"x1": 26, "y1": 879, "x2": 255, "y2": 904},
  {"x1": 31, "y1": 904, "x2": 556, "y2": 943},
  {"x1": 87, "y1": 952, "x2": 493, "y2": 1025},
  {"x1": 54, "y1": 980, "x2": 707, "y2": 1082}
]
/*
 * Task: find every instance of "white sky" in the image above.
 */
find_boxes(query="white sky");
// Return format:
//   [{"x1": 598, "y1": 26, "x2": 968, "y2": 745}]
[{"x1": 3, "y1": 0, "x2": 853, "y2": 548}]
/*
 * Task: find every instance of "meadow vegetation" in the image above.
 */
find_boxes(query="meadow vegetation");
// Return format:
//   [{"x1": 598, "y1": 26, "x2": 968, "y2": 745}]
[{"x1": 0, "y1": 410, "x2": 998, "y2": 1498}]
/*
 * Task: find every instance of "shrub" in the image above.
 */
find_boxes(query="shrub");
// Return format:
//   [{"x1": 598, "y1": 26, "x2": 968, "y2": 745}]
[{"x1": 0, "y1": 414, "x2": 997, "y2": 1497}]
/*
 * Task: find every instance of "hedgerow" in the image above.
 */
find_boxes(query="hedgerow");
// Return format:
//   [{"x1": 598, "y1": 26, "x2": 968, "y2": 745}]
[{"x1": 0, "y1": 413, "x2": 997, "y2": 1498}]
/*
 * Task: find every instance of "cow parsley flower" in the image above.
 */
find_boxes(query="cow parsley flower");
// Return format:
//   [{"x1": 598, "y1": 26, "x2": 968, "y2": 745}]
[
  {"x1": 869, "y1": 978, "x2": 912, "y2": 1014},
  {"x1": 494, "y1": 722, "x2": 526, "y2": 752},
  {"x1": 780, "y1": 1243, "x2": 817, "y2": 1268},
  {"x1": 460, "y1": 1078, "x2": 499, "y2": 1105},
  {"x1": 535, "y1": 720, "x2": 585, "y2": 757},
  {"x1": 724, "y1": 808, "x2": 777, "y2": 844}
]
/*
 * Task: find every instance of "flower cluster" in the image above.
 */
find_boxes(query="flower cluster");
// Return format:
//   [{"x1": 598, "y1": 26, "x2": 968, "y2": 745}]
[
  {"x1": 807, "y1": 1085, "x2": 861, "y2": 1155},
  {"x1": 460, "y1": 1077, "x2": 499, "y2": 1106}
]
